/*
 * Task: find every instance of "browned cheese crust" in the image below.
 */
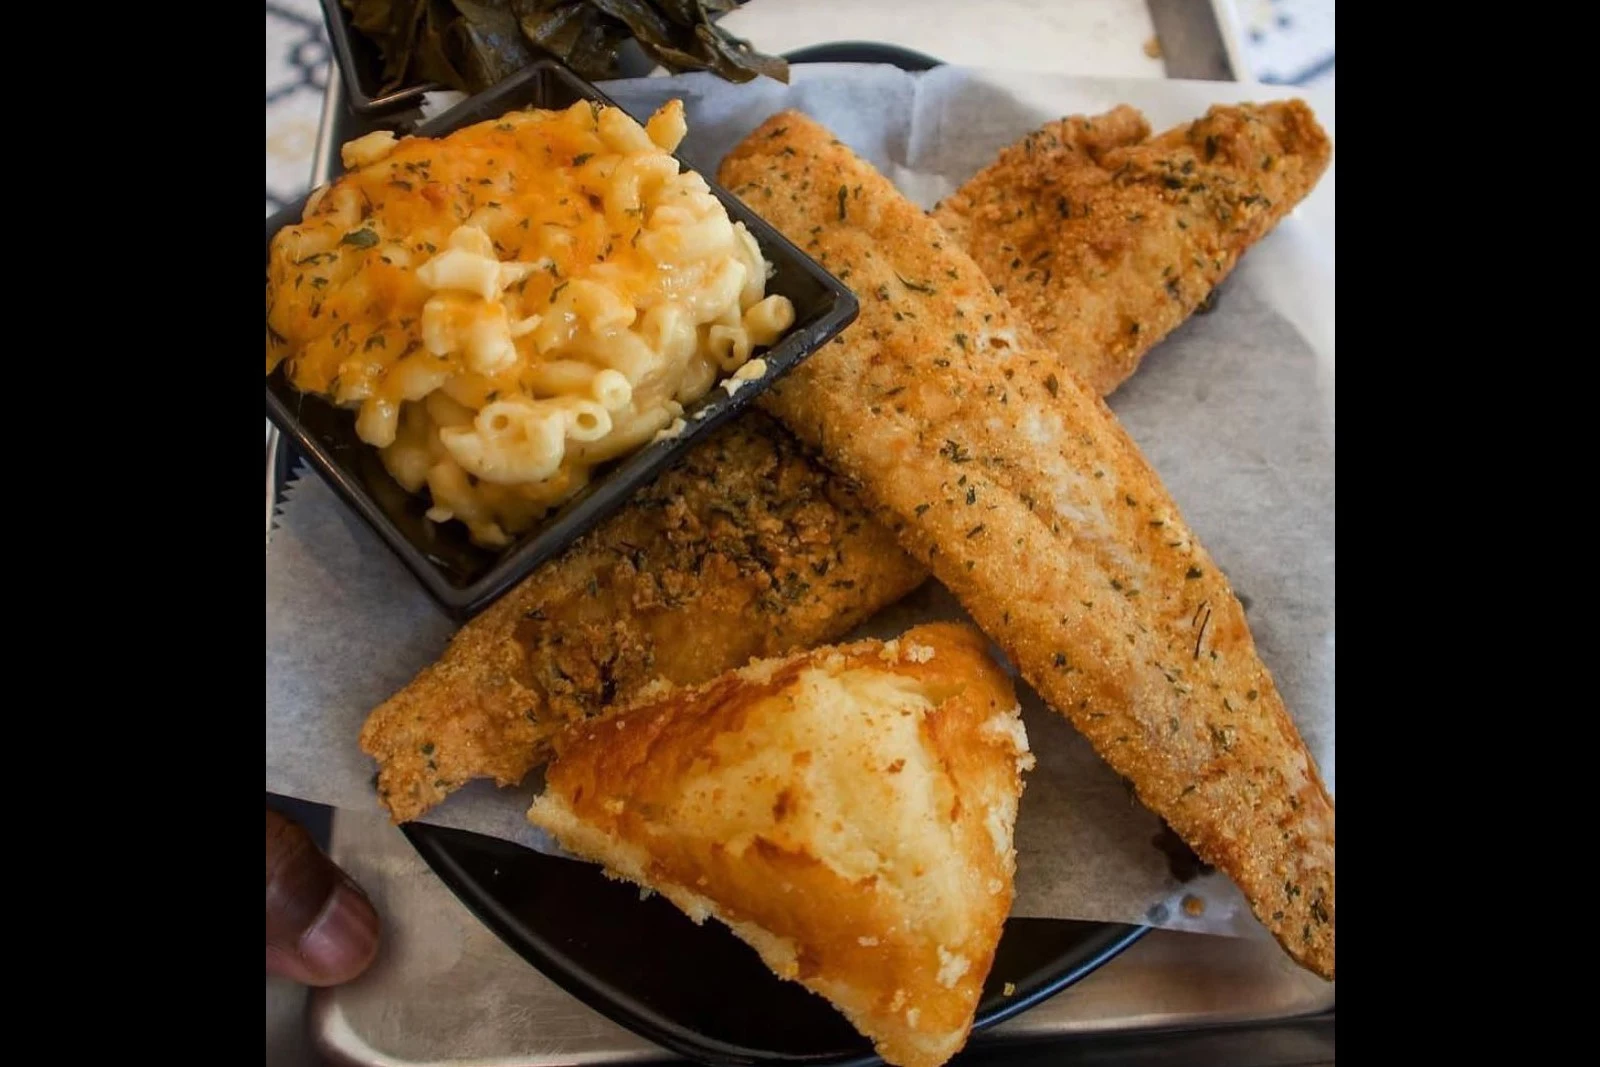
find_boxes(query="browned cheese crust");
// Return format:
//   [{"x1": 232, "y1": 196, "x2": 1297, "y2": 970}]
[
  {"x1": 932, "y1": 101, "x2": 1331, "y2": 396},
  {"x1": 719, "y1": 112, "x2": 1334, "y2": 979},
  {"x1": 360, "y1": 413, "x2": 928, "y2": 822},
  {"x1": 530, "y1": 622, "x2": 1033, "y2": 1067}
]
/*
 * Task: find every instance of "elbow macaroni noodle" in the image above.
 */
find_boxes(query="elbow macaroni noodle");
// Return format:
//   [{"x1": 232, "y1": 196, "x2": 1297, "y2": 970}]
[{"x1": 266, "y1": 100, "x2": 797, "y2": 547}]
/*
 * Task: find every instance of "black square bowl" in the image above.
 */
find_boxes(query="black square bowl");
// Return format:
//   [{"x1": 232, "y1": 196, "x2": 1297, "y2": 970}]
[
  {"x1": 317, "y1": 0, "x2": 442, "y2": 114},
  {"x1": 265, "y1": 60, "x2": 859, "y2": 620}
]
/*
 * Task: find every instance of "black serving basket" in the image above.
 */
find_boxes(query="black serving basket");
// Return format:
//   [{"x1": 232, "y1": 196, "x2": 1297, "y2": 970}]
[{"x1": 265, "y1": 59, "x2": 859, "y2": 620}]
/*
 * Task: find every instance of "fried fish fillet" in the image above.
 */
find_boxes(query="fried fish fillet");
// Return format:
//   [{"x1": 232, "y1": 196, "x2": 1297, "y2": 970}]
[
  {"x1": 720, "y1": 111, "x2": 1334, "y2": 979},
  {"x1": 529, "y1": 622, "x2": 1032, "y2": 1067},
  {"x1": 360, "y1": 413, "x2": 928, "y2": 823},
  {"x1": 933, "y1": 101, "x2": 1331, "y2": 396},
  {"x1": 361, "y1": 103, "x2": 1323, "y2": 827}
]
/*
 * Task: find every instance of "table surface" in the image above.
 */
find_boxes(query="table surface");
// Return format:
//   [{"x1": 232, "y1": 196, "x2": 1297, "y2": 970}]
[{"x1": 264, "y1": 3, "x2": 1335, "y2": 1063}]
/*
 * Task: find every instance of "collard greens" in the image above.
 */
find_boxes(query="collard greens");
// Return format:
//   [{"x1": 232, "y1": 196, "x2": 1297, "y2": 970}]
[{"x1": 342, "y1": 0, "x2": 789, "y2": 94}]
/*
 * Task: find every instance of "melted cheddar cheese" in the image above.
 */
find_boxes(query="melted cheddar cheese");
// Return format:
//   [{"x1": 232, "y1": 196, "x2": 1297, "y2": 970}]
[{"x1": 265, "y1": 100, "x2": 795, "y2": 547}]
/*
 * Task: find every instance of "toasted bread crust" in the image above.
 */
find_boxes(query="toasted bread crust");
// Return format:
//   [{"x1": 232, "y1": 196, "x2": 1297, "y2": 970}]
[
  {"x1": 532, "y1": 622, "x2": 1030, "y2": 1067},
  {"x1": 720, "y1": 112, "x2": 1333, "y2": 979}
]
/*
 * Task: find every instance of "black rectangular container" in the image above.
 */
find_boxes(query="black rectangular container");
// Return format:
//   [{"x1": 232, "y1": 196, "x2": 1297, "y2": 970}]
[
  {"x1": 264, "y1": 59, "x2": 860, "y2": 619},
  {"x1": 317, "y1": 0, "x2": 441, "y2": 114}
]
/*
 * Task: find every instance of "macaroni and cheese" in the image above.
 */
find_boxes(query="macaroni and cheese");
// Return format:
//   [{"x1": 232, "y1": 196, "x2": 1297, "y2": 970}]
[{"x1": 265, "y1": 100, "x2": 797, "y2": 547}]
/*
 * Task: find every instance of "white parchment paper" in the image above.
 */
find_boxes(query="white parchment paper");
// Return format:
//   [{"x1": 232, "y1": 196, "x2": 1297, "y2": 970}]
[{"x1": 266, "y1": 65, "x2": 1334, "y2": 939}]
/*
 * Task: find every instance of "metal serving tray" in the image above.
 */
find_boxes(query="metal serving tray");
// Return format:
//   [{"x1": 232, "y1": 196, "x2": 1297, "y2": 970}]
[{"x1": 271, "y1": 11, "x2": 1335, "y2": 1061}]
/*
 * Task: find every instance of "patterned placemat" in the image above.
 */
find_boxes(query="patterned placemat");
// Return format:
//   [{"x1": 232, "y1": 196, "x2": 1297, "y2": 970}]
[
  {"x1": 266, "y1": 0, "x2": 329, "y2": 217},
  {"x1": 1234, "y1": 0, "x2": 1335, "y2": 88}
]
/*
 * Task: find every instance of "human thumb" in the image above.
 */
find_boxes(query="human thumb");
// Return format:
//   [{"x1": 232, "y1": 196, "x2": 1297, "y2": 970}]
[{"x1": 266, "y1": 808, "x2": 380, "y2": 985}]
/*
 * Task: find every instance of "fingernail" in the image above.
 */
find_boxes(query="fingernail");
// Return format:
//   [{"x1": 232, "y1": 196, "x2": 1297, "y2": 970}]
[{"x1": 279, "y1": 879, "x2": 380, "y2": 987}]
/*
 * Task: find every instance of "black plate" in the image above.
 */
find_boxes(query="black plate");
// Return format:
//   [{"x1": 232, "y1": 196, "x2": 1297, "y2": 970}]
[
  {"x1": 405, "y1": 823, "x2": 1147, "y2": 1065},
  {"x1": 266, "y1": 59, "x2": 859, "y2": 621},
  {"x1": 782, "y1": 42, "x2": 944, "y2": 71}
]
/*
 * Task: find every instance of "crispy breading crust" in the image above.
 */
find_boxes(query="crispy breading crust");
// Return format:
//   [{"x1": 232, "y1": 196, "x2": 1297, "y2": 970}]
[
  {"x1": 719, "y1": 112, "x2": 1334, "y2": 979},
  {"x1": 360, "y1": 413, "x2": 928, "y2": 822},
  {"x1": 358, "y1": 107, "x2": 1296, "y2": 824},
  {"x1": 933, "y1": 101, "x2": 1331, "y2": 396},
  {"x1": 530, "y1": 622, "x2": 1031, "y2": 1067}
]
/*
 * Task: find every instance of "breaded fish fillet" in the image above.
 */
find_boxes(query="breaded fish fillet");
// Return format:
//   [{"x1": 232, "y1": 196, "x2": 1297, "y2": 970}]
[
  {"x1": 720, "y1": 112, "x2": 1334, "y2": 979},
  {"x1": 361, "y1": 104, "x2": 1322, "y2": 827},
  {"x1": 360, "y1": 413, "x2": 928, "y2": 823},
  {"x1": 933, "y1": 101, "x2": 1331, "y2": 396},
  {"x1": 529, "y1": 622, "x2": 1033, "y2": 1067}
]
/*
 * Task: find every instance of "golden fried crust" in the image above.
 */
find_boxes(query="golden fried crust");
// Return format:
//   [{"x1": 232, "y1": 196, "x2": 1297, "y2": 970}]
[
  {"x1": 933, "y1": 101, "x2": 1331, "y2": 396},
  {"x1": 356, "y1": 106, "x2": 1295, "y2": 823},
  {"x1": 720, "y1": 112, "x2": 1333, "y2": 979},
  {"x1": 530, "y1": 623, "x2": 1032, "y2": 1067},
  {"x1": 360, "y1": 413, "x2": 928, "y2": 822}
]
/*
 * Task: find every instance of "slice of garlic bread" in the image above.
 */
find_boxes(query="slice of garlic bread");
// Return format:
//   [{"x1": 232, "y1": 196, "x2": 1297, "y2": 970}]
[{"x1": 528, "y1": 622, "x2": 1032, "y2": 1067}]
